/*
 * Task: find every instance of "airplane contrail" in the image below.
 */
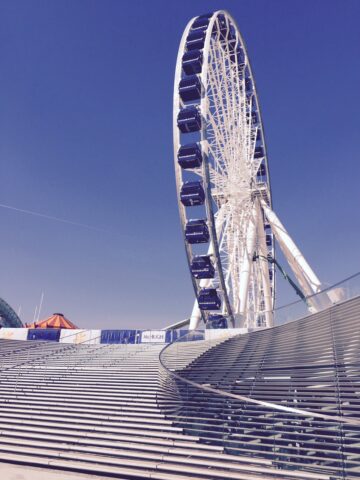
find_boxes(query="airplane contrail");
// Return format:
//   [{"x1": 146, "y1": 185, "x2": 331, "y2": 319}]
[{"x1": 0, "y1": 203, "x2": 105, "y2": 232}]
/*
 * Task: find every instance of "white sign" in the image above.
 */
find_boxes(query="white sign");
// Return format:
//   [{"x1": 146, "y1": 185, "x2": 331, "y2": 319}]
[
  {"x1": 60, "y1": 329, "x2": 101, "y2": 344},
  {"x1": 141, "y1": 330, "x2": 166, "y2": 343},
  {"x1": 0, "y1": 328, "x2": 28, "y2": 341}
]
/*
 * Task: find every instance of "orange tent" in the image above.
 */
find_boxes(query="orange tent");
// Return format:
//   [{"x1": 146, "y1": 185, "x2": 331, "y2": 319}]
[{"x1": 26, "y1": 313, "x2": 78, "y2": 329}]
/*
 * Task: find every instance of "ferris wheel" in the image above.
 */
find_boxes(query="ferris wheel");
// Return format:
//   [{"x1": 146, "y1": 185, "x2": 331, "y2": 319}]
[{"x1": 173, "y1": 11, "x2": 335, "y2": 330}]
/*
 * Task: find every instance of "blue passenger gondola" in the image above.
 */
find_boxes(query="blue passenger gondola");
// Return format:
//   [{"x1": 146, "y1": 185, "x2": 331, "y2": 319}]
[
  {"x1": 254, "y1": 146, "x2": 264, "y2": 159},
  {"x1": 245, "y1": 77, "x2": 253, "y2": 96},
  {"x1": 182, "y1": 50, "x2": 203, "y2": 75},
  {"x1": 177, "y1": 143, "x2": 203, "y2": 169},
  {"x1": 207, "y1": 314, "x2": 228, "y2": 329},
  {"x1": 186, "y1": 30, "x2": 206, "y2": 51},
  {"x1": 227, "y1": 26, "x2": 236, "y2": 43},
  {"x1": 247, "y1": 110, "x2": 259, "y2": 125},
  {"x1": 216, "y1": 14, "x2": 228, "y2": 37},
  {"x1": 180, "y1": 181, "x2": 205, "y2": 206},
  {"x1": 190, "y1": 255, "x2": 215, "y2": 279},
  {"x1": 198, "y1": 288, "x2": 221, "y2": 310},
  {"x1": 196, "y1": 12, "x2": 213, "y2": 20},
  {"x1": 266, "y1": 234, "x2": 272, "y2": 246},
  {"x1": 237, "y1": 46, "x2": 245, "y2": 66},
  {"x1": 185, "y1": 219, "x2": 209, "y2": 244},
  {"x1": 179, "y1": 75, "x2": 202, "y2": 102},
  {"x1": 257, "y1": 163, "x2": 266, "y2": 177},
  {"x1": 230, "y1": 45, "x2": 244, "y2": 64},
  {"x1": 177, "y1": 106, "x2": 202, "y2": 133},
  {"x1": 191, "y1": 15, "x2": 211, "y2": 32}
]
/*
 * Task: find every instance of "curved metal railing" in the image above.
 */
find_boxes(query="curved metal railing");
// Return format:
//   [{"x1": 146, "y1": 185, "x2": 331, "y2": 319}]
[{"x1": 158, "y1": 276, "x2": 360, "y2": 479}]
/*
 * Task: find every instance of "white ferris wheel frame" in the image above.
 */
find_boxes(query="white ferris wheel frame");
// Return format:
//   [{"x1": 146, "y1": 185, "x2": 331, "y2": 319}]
[
  {"x1": 173, "y1": 11, "x2": 274, "y2": 330},
  {"x1": 173, "y1": 10, "x2": 335, "y2": 330}
]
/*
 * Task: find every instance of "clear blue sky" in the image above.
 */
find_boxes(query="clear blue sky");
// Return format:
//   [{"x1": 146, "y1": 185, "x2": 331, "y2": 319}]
[{"x1": 0, "y1": 0, "x2": 359, "y2": 329}]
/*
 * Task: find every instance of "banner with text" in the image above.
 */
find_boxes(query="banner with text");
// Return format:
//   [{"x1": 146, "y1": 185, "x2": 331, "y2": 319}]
[{"x1": 141, "y1": 330, "x2": 166, "y2": 343}]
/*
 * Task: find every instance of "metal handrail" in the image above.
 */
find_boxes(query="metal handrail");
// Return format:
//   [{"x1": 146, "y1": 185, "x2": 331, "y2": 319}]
[
  {"x1": 158, "y1": 273, "x2": 360, "y2": 428},
  {"x1": 275, "y1": 270, "x2": 360, "y2": 310},
  {"x1": 158, "y1": 331, "x2": 360, "y2": 427}
]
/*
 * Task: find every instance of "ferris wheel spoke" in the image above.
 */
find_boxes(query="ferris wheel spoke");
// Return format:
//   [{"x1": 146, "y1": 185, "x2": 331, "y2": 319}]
[
  {"x1": 209, "y1": 42, "x2": 229, "y2": 120},
  {"x1": 208, "y1": 54, "x2": 235, "y2": 157},
  {"x1": 206, "y1": 113, "x2": 228, "y2": 168},
  {"x1": 207, "y1": 87, "x2": 232, "y2": 158},
  {"x1": 208, "y1": 144, "x2": 228, "y2": 179},
  {"x1": 217, "y1": 41, "x2": 236, "y2": 144},
  {"x1": 208, "y1": 165, "x2": 228, "y2": 196},
  {"x1": 255, "y1": 201, "x2": 273, "y2": 326}
]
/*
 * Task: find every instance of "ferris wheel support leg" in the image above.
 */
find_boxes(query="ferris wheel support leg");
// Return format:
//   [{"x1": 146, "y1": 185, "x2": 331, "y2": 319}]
[
  {"x1": 256, "y1": 201, "x2": 274, "y2": 327},
  {"x1": 189, "y1": 301, "x2": 202, "y2": 331},
  {"x1": 238, "y1": 205, "x2": 258, "y2": 327},
  {"x1": 261, "y1": 201, "x2": 330, "y2": 311}
]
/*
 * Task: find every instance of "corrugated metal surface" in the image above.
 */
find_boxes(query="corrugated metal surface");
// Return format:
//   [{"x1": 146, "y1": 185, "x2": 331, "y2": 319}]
[{"x1": 159, "y1": 295, "x2": 360, "y2": 479}]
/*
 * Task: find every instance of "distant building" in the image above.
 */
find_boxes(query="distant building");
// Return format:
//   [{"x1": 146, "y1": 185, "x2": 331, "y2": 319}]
[{"x1": 0, "y1": 297, "x2": 22, "y2": 327}]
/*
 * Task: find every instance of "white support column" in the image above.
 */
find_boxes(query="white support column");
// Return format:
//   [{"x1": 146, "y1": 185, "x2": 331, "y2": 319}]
[
  {"x1": 256, "y1": 201, "x2": 274, "y2": 327},
  {"x1": 189, "y1": 305, "x2": 203, "y2": 330},
  {"x1": 261, "y1": 200, "x2": 331, "y2": 311},
  {"x1": 238, "y1": 204, "x2": 257, "y2": 326},
  {"x1": 189, "y1": 300, "x2": 202, "y2": 331}
]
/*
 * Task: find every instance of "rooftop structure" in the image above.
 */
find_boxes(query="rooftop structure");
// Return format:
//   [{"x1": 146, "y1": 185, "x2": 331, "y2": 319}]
[{"x1": 25, "y1": 313, "x2": 78, "y2": 330}]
